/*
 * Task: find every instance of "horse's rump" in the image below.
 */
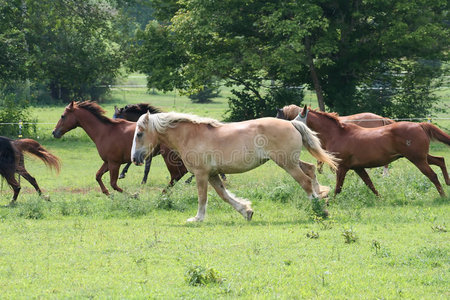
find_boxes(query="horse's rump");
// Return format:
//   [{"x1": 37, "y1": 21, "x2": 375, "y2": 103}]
[{"x1": 0, "y1": 137, "x2": 17, "y2": 177}]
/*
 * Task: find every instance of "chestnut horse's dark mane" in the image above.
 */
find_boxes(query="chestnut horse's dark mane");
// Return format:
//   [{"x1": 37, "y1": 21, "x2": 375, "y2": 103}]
[
  {"x1": 121, "y1": 103, "x2": 161, "y2": 115},
  {"x1": 77, "y1": 101, "x2": 118, "y2": 124}
]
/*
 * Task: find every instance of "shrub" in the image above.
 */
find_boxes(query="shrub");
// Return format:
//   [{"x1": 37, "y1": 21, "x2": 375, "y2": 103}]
[{"x1": 185, "y1": 265, "x2": 223, "y2": 286}]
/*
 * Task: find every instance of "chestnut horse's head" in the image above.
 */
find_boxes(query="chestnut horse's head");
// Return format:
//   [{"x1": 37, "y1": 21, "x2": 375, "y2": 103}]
[
  {"x1": 131, "y1": 111, "x2": 158, "y2": 165},
  {"x1": 52, "y1": 101, "x2": 79, "y2": 138}
]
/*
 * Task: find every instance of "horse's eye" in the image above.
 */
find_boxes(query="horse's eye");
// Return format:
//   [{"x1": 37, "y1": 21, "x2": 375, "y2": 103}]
[
  {"x1": 137, "y1": 132, "x2": 143, "y2": 138},
  {"x1": 61, "y1": 115, "x2": 65, "y2": 119}
]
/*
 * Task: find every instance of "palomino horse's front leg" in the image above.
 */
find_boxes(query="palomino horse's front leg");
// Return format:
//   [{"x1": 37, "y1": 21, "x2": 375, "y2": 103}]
[
  {"x1": 96, "y1": 162, "x2": 110, "y2": 195},
  {"x1": 108, "y1": 162, "x2": 123, "y2": 193},
  {"x1": 209, "y1": 174, "x2": 253, "y2": 221},
  {"x1": 187, "y1": 173, "x2": 209, "y2": 222}
]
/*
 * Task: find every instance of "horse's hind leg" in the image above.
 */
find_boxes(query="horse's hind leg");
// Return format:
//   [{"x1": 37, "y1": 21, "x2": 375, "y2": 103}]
[
  {"x1": 335, "y1": 167, "x2": 349, "y2": 195},
  {"x1": 141, "y1": 156, "x2": 153, "y2": 184},
  {"x1": 412, "y1": 159, "x2": 445, "y2": 197},
  {"x1": 5, "y1": 173, "x2": 20, "y2": 204},
  {"x1": 108, "y1": 162, "x2": 123, "y2": 193},
  {"x1": 17, "y1": 169, "x2": 44, "y2": 196},
  {"x1": 188, "y1": 173, "x2": 209, "y2": 222},
  {"x1": 119, "y1": 163, "x2": 131, "y2": 179},
  {"x1": 354, "y1": 168, "x2": 380, "y2": 196},
  {"x1": 427, "y1": 154, "x2": 450, "y2": 185},
  {"x1": 208, "y1": 174, "x2": 253, "y2": 221},
  {"x1": 299, "y1": 161, "x2": 330, "y2": 198}
]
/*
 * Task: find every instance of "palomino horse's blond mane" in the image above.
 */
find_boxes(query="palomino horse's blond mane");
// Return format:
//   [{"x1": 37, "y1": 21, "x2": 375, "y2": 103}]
[{"x1": 138, "y1": 112, "x2": 223, "y2": 134}]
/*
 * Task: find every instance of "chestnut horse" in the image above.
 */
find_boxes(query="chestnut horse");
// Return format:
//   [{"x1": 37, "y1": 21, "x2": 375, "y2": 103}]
[
  {"x1": 294, "y1": 106, "x2": 450, "y2": 196},
  {"x1": 131, "y1": 112, "x2": 338, "y2": 222},
  {"x1": 277, "y1": 104, "x2": 394, "y2": 175},
  {"x1": 52, "y1": 101, "x2": 186, "y2": 195},
  {"x1": 0, "y1": 136, "x2": 60, "y2": 204}
]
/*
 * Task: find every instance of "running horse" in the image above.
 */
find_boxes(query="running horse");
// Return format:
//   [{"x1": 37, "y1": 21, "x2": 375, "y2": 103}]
[
  {"x1": 0, "y1": 136, "x2": 60, "y2": 204},
  {"x1": 114, "y1": 103, "x2": 225, "y2": 184},
  {"x1": 52, "y1": 101, "x2": 186, "y2": 195},
  {"x1": 277, "y1": 104, "x2": 394, "y2": 175},
  {"x1": 131, "y1": 112, "x2": 338, "y2": 222},
  {"x1": 292, "y1": 105, "x2": 450, "y2": 196}
]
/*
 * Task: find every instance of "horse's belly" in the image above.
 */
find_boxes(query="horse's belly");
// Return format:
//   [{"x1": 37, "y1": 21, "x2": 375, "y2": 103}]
[{"x1": 217, "y1": 158, "x2": 269, "y2": 174}]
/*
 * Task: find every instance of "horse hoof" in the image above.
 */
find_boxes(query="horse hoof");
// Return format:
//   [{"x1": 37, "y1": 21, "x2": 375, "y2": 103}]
[
  {"x1": 42, "y1": 195, "x2": 51, "y2": 202},
  {"x1": 119, "y1": 174, "x2": 125, "y2": 179},
  {"x1": 187, "y1": 216, "x2": 203, "y2": 222},
  {"x1": 322, "y1": 209, "x2": 329, "y2": 218},
  {"x1": 131, "y1": 192, "x2": 139, "y2": 199},
  {"x1": 246, "y1": 210, "x2": 254, "y2": 221}
]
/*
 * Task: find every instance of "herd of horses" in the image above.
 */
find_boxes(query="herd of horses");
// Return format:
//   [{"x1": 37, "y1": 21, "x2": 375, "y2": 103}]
[{"x1": 0, "y1": 101, "x2": 449, "y2": 221}]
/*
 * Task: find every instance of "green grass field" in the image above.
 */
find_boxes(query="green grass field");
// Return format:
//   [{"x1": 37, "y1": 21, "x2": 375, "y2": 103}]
[{"x1": 0, "y1": 76, "x2": 449, "y2": 298}]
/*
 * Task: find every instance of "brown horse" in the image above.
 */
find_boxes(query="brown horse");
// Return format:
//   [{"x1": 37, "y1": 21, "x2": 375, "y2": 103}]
[
  {"x1": 293, "y1": 105, "x2": 450, "y2": 196},
  {"x1": 131, "y1": 111, "x2": 338, "y2": 222},
  {"x1": 0, "y1": 136, "x2": 60, "y2": 204},
  {"x1": 52, "y1": 101, "x2": 186, "y2": 195},
  {"x1": 277, "y1": 104, "x2": 394, "y2": 175}
]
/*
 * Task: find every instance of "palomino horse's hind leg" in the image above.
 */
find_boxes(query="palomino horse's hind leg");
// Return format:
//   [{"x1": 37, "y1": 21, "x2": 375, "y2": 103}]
[
  {"x1": 119, "y1": 162, "x2": 131, "y2": 179},
  {"x1": 208, "y1": 174, "x2": 253, "y2": 221},
  {"x1": 427, "y1": 154, "x2": 450, "y2": 185},
  {"x1": 95, "y1": 162, "x2": 110, "y2": 195},
  {"x1": 141, "y1": 156, "x2": 153, "y2": 184},
  {"x1": 299, "y1": 161, "x2": 330, "y2": 198},
  {"x1": 354, "y1": 168, "x2": 380, "y2": 196},
  {"x1": 412, "y1": 159, "x2": 446, "y2": 197},
  {"x1": 187, "y1": 173, "x2": 209, "y2": 222}
]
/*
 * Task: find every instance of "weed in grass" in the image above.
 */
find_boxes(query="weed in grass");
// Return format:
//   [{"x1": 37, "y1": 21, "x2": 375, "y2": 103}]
[
  {"x1": 17, "y1": 198, "x2": 45, "y2": 219},
  {"x1": 314, "y1": 216, "x2": 335, "y2": 230},
  {"x1": 342, "y1": 228, "x2": 358, "y2": 244},
  {"x1": 306, "y1": 230, "x2": 319, "y2": 239},
  {"x1": 431, "y1": 224, "x2": 447, "y2": 232},
  {"x1": 185, "y1": 265, "x2": 223, "y2": 286},
  {"x1": 309, "y1": 198, "x2": 329, "y2": 219}
]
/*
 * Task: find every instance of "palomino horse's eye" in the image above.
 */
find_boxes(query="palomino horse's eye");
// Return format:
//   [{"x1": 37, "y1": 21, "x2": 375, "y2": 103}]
[{"x1": 137, "y1": 132, "x2": 143, "y2": 138}]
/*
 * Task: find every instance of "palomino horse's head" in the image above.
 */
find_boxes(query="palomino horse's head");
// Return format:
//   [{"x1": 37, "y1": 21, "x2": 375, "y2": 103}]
[
  {"x1": 52, "y1": 101, "x2": 79, "y2": 138},
  {"x1": 131, "y1": 111, "x2": 158, "y2": 165}
]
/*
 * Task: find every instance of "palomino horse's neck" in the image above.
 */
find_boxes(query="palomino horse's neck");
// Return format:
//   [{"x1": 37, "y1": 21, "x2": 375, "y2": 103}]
[{"x1": 74, "y1": 108, "x2": 111, "y2": 144}]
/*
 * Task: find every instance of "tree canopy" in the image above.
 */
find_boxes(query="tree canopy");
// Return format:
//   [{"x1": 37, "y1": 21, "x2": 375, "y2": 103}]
[{"x1": 130, "y1": 0, "x2": 448, "y2": 119}]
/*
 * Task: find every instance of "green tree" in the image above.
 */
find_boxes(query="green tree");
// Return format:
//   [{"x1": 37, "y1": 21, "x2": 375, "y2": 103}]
[{"x1": 130, "y1": 0, "x2": 448, "y2": 119}]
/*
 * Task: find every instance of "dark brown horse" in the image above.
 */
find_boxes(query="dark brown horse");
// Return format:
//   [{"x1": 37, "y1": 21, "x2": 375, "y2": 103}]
[
  {"x1": 0, "y1": 136, "x2": 60, "y2": 204},
  {"x1": 52, "y1": 101, "x2": 186, "y2": 195},
  {"x1": 113, "y1": 103, "x2": 163, "y2": 183},
  {"x1": 292, "y1": 105, "x2": 450, "y2": 196},
  {"x1": 277, "y1": 104, "x2": 395, "y2": 175}
]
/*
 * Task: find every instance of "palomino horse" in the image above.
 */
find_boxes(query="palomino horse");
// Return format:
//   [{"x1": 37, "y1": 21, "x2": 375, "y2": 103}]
[
  {"x1": 294, "y1": 105, "x2": 450, "y2": 196},
  {"x1": 0, "y1": 136, "x2": 60, "y2": 204},
  {"x1": 114, "y1": 103, "x2": 226, "y2": 184},
  {"x1": 131, "y1": 112, "x2": 338, "y2": 222},
  {"x1": 277, "y1": 104, "x2": 394, "y2": 175},
  {"x1": 52, "y1": 101, "x2": 186, "y2": 195}
]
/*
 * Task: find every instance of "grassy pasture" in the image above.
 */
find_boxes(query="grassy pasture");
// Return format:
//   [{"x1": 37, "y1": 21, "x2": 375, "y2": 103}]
[{"x1": 0, "y1": 80, "x2": 449, "y2": 298}]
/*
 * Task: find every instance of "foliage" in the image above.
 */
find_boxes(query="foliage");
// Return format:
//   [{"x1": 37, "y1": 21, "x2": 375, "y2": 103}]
[
  {"x1": 342, "y1": 228, "x2": 359, "y2": 244},
  {"x1": 188, "y1": 86, "x2": 220, "y2": 103},
  {"x1": 185, "y1": 265, "x2": 223, "y2": 286},
  {"x1": 0, "y1": 92, "x2": 36, "y2": 138},
  {"x1": 132, "y1": 0, "x2": 448, "y2": 117}
]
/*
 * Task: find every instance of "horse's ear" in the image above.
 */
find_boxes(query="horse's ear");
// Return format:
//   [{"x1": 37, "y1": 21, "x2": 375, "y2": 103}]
[
  {"x1": 68, "y1": 101, "x2": 75, "y2": 111},
  {"x1": 114, "y1": 106, "x2": 118, "y2": 114},
  {"x1": 301, "y1": 104, "x2": 308, "y2": 117}
]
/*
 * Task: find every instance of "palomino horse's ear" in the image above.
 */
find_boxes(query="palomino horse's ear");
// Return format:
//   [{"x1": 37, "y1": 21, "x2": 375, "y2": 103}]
[{"x1": 301, "y1": 104, "x2": 308, "y2": 117}]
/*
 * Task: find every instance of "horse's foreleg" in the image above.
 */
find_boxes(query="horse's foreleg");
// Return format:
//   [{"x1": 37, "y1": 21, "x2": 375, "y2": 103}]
[
  {"x1": 427, "y1": 154, "x2": 450, "y2": 185},
  {"x1": 382, "y1": 165, "x2": 389, "y2": 177},
  {"x1": 187, "y1": 173, "x2": 209, "y2": 222},
  {"x1": 108, "y1": 162, "x2": 123, "y2": 193},
  {"x1": 335, "y1": 167, "x2": 349, "y2": 195},
  {"x1": 119, "y1": 163, "x2": 131, "y2": 179},
  {"x1": 209, "y1": 174, "x2": 253, "y2": 221},
  {"x1": 141, "y1": 156, "x2": 153, "y2": 184},
  {"x1": 95, "y1": 162, "x2": 110, "y2": 195},
  {"x1": 354, "y1": 168, "x2": 380, "y2": 196},
  {"x1": 412, "y1": 159, "x2": 445, "y2": 197}
]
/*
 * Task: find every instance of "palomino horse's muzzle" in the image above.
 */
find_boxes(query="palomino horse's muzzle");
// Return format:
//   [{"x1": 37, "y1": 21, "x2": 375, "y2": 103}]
[{"x1": 132, "y1": 148, "x2": 147, "y2": 166}]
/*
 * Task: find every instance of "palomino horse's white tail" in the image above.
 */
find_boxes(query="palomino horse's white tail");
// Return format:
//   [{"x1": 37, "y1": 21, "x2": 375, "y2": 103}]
[{"x1": 291, "y1": 120, "x2": 339, "y2": 170}]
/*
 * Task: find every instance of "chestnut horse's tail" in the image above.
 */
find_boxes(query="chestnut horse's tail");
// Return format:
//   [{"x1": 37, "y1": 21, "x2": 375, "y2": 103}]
[
  {"x1": 420, "y1": 123, "x2": 450, "y2": 146},
  {"x1": 291, "y1": 120, "x2": 339, "y2": 170},
  {"x1": 12, "y1": 139, "x2": 61, "y2": 173}
]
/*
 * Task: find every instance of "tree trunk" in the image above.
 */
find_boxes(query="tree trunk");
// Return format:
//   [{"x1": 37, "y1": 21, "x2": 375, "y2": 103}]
[{"x1": 305, "y1": 36, "x2": 325, "y2": 111}]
